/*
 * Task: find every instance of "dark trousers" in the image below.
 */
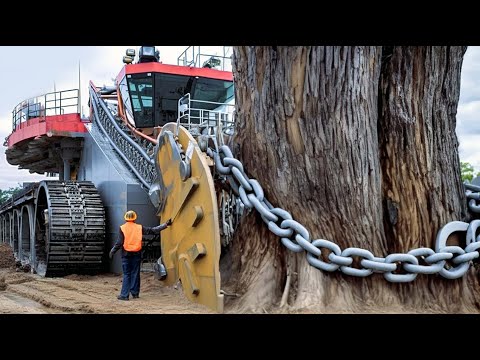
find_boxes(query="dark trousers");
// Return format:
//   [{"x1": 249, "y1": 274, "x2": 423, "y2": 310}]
[{"x1": 119, "y1": 252, "x2": 142, "y2": 298}]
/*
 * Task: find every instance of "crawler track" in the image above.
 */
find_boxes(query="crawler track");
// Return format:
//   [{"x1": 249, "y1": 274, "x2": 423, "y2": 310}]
[{"x1": 34, "y1": 181, "x2": 105, "y2": 276}]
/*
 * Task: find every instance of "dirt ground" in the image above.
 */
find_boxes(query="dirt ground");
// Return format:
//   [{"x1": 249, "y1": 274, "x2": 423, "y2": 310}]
[
  {"x1": 0, "y1": 267, "x2": 440, "y2": 314},
  {"x1": 0, "y1": 242, "x2": 217, "y2": 314},
  {"x1": 0, "y1": 268, "x2": 214, "y2": 314},
  {"x1": 0, "y1": 244, "x2": 15, "y2": 269}
]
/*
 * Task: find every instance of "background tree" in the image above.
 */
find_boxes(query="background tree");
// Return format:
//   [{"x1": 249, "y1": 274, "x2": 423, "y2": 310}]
[
  {"x1": 0, "y1": 184, "x2": 22, "y2": 205},
  {"x1": 461, "y1": 161, "x2": 480, "y2": 182},
  {"x1": 223, "y1": 46, "x2": 480, "y2": 313}
]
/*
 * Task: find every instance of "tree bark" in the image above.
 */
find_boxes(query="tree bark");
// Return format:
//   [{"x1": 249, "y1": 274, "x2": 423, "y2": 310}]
[{"x1": 223, "y1": 46, "x2": 480, "y2": 313}]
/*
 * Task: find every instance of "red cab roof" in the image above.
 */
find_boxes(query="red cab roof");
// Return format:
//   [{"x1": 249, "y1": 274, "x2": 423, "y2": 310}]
[{"x1": 116, "y1": 62, "x2": 233, "y2": 85}]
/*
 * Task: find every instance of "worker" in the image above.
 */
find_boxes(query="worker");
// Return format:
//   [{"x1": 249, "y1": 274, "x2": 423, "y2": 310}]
[{"x1": 109, "y1": 210, "x2": 172, "y2": 301}]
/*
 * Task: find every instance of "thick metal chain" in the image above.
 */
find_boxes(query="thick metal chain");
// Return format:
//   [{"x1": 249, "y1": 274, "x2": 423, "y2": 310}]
[
  {"x1": 207, "y1": 145, "x2": 480, "y2": 282},
  {"x1": 466, "y1": 183, "x2": 480, "y2": 213}
]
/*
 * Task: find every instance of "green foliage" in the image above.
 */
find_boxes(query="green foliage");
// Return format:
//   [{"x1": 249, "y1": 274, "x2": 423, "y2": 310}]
[
  {"x1": 0, "y1": 184, "x2": 22, "y2": 205},
  {"x1": 461, "y1": 161, "x2": 477, "y2": 182}
]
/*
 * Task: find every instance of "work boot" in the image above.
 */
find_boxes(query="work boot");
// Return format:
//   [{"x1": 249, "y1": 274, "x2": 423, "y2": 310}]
[
  {"x1": 132, "y1": 294, "x2": 139, "y2": 299},
  {"x1": 117, "y1": 295, "x2": 129, "y2": 301}
]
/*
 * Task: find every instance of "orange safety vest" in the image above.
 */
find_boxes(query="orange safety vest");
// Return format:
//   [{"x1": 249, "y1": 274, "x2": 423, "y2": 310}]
[{"x1": 120, "y1": 222, "x2": 143, "y2": 252}]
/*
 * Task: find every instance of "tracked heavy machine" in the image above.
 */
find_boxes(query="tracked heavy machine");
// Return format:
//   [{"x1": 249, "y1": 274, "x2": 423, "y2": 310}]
[
  {"x1": 0, "y1": 46, "x2": 240, "y2": 312},
  {"x1": 5, "y1": 46, "x2": 480, "y2": 314}
]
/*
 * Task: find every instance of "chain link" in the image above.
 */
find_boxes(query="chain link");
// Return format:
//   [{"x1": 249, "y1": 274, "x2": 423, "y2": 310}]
[
  {"x1": 466, "y1": 184, "x2": 480, "y2": 213},
  {"x1": 209, "y1": 145, "x2": 480, "y2": 282}
]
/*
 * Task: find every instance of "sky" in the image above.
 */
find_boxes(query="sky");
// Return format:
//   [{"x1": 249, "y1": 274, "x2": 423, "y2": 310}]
[{"x1": 0, "y1": 46, "x2": 479, "y2": 189}]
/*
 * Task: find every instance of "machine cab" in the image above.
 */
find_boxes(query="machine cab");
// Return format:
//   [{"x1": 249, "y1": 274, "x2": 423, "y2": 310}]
[{"x1": 116, "y1": 46, "x2": 234, "y2": 132}]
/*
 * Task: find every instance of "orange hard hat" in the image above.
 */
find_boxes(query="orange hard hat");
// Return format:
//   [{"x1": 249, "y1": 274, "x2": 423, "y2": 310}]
[{"x1": 124, "y1": 210, "x2": 137, "y2": 221}]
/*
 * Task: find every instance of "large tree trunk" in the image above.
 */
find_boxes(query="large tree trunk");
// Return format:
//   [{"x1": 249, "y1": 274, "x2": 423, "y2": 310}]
[{"x1": 223, "y1": 46, "x2": 480, "y2": 313}]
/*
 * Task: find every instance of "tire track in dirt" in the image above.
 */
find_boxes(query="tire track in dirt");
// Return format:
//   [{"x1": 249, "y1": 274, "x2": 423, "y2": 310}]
[
  {"x1": 0, "y1": 292, "x2": 50, "y2": 313},
  {"x1": 8, "y1": 282, "x2": 97, "y2": 313}
]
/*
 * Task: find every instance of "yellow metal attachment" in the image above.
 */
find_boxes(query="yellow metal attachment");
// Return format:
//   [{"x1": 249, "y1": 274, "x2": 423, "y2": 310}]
[{"x1": 154, "y1": 123, "x2": 223, "y2": 313}]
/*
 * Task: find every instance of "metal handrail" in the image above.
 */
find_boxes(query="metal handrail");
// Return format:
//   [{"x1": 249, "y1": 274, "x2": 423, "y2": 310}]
[
  {"x1": 90, "y1": 92, "x2": 151, "y2": 189},
  {"x1": 89, "y1": 85, "x2": 155, "y2": 189},
  {"x1": 177, "y1": 46, "x2": 233, "y2": 71},
  {"x1": 11, "y1": 89, "x2": 79, "y2": 130},
  {"x1": 177, "y1": 93, "x2": 235, "y2": 137},
  {"x1": 89, "y1": 84, "x2": 153, "y2": 166}
]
